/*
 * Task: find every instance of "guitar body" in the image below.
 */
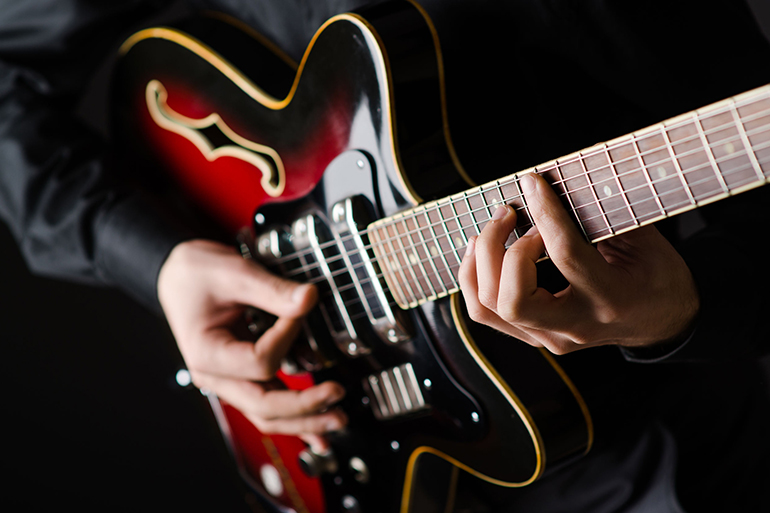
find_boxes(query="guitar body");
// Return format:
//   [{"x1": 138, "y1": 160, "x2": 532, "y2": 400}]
[{"x1": 113, "y1": 2, "x2": 591, "y2": 512}]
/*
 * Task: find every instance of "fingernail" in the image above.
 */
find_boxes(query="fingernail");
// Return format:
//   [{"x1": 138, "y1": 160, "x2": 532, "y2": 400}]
[
  {"x1": 292, "y1": 283, "x2": 311, "y2": 304},
  {"x1": 492, "y1": 204, "x2": 510, "y2": 221},
  {"x1": 521, "y1": 174, "x2": 536, "y2": 194},
  {"x1": 464, "y1": 237, "x2": 476, "y2": 258},
  {"x1": 326, "y1": 410, "x2": 348, "y2": 431},
  {"x1": 325, "y1": 388, "x2": 345, "y2": 407}
]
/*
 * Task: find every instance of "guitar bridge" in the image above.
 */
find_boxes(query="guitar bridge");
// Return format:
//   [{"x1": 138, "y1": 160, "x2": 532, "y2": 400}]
[{"x1": 364, "y1": 363, "x2": 429, "y2": 420}]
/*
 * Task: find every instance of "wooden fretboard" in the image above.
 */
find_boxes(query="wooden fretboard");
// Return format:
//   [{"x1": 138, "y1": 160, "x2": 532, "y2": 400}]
[{"x1": 368, "y1": 84, "x2": 770, "y2": 309}]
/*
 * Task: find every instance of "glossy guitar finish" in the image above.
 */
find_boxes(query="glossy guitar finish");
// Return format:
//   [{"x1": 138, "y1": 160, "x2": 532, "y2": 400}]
[{"x1": 113, "y1": 2, "x2": 592, "y2": 512}]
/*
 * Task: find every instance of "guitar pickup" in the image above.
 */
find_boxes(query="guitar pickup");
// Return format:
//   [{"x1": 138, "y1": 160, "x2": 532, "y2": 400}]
[
  {"x1": 364, "y1": 363, "x2": 429, "y2": 420},
  {"x1": 330, "y1": 196, "x2": 411, "y2": 345}
]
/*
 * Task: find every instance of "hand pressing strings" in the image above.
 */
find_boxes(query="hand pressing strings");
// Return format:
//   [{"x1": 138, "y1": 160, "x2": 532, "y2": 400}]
[{"x1": 458, "y1": 173, "x2": 700, "y2": 355}]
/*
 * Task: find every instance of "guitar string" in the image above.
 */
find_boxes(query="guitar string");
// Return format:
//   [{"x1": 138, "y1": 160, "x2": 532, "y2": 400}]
[
  {"x1": 332, "y1": 125, "x2": 770, "y2": 280},
  {"x1": 281, "y1": 121, "x2": 770, "y2": 284},
  {"x1": 246, "y1": 92, "x2": 770, "y2": 311},
  {"x1": 333, "y1": 154, "x2": 767, "y2": 317},
  {"x1": 366, "y1": 104, "x2": 770, "y2": 262},
  {"x1": 280, "y1": 130, "x2": 770, "y2": 310},
  {"x1": 269, "y1": 96, "x2": 770, "y2": 268},
  {"x1": 281, "y1": 152, "x2": 769, "y2": 311}
]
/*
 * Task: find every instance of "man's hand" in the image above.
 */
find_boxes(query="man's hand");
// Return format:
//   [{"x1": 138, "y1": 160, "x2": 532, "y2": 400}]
[
  {"x1": 157, "y1": 239, "x2": 346, "y2": 450},
  {"x1": 459, "y1": 173, "x2": 700, "y2": 355}
]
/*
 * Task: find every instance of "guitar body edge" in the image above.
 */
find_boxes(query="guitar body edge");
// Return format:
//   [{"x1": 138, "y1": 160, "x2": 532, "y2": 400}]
[{"x1": 111, "y1": 2, "x2": 592, "y2": 512}]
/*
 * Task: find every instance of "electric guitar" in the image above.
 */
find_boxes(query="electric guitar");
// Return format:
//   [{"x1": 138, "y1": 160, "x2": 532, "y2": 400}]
[{"x1": 113, "y1": 1, "x2": 770, "y2": 512}]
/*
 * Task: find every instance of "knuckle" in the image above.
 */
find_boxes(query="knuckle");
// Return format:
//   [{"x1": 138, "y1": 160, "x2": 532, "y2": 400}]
[
  {"x1": 477, "y1": 290, "x2": 498, "y2": 311},
  {"x1": 189, "y1": 371, "x2": 207, "y2": 389},
  {"x1": 248, "y1": 415, "x2": 271, "y2": 432},
  {"x1": 466, "y1": 303, "x2": 488, "y2": 324},
  {"x1": 546, "y1": 342, "x2": 571, "y2": 355},
  {"x1": 498, "y1": 299, "x2": 525, "y2": 324}
]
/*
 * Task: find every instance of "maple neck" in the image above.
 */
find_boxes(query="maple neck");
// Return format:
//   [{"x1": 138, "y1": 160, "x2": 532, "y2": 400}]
[{"x1": 368, "y1": 84, "x2": 770, "y2": 309}]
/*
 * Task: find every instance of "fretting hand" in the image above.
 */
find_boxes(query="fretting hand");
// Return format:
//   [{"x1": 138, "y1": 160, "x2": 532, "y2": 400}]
[
  {"x1": 458, "y1": 173, "x2": 700, "y2": 355},
  {"x1": 157, "y1": 239, "x2": 346, "y2": 451}
]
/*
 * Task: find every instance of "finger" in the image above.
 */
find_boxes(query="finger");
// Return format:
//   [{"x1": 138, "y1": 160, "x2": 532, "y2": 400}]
[
  {"x1": 246, "y1": 407, "x2": 348, "y2": 437},
  {"x1": 211, "y1": 251, "x2": 318, "y2": 318},
  {"x1": 190, "y1": 317, "x2": 303, "y2": 380},
  {"x1": 497, "y1": 227, "x2": 556, "y2": 322},
  {"x1": 300, "y1": 434, "x2": 332, "y2": 453},
  {"x1": 519, "y1": 173, "x2": 607, "y2": 286},
  {"x1": 196, "y1": 373, "x2": 347, "y2": 422},
  {"x1": 473, "y1": 204, "x2": 518, "y2": 311},
  {"x1": 459, "y1": 237, "x2": 495, "y2": 326}
]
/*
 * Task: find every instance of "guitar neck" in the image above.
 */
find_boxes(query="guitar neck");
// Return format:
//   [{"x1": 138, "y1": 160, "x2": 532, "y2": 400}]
[{"x1": 369, "y1": 84, "x2": 770, "y2": 309}]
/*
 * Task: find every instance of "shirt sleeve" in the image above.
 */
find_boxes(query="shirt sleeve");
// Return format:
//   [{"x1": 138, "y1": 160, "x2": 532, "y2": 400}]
[
  {"x1": 620, "y1": 186, "x2": 770, "y2": 364},
  {"x1": 0, "y1": 0, "x2": 191, "y2": 313}
]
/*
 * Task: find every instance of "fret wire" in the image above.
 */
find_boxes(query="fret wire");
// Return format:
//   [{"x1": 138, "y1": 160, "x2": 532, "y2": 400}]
[
  {"x1": 483, "y1": 183, "x2": 494, "y2": 219},
  {"x1": 693, "y1": 112, "x2": 730, "y2": 194},
  {"x1": 579, "y1": 151, "x2": 613, "y2": 234},
  {"x1": 398, "y1": 217, "x2": 431, "y2": 301},
  {"x1": 661, "y1": 122, "x2": 697, "y2": 206},
  {"x1": 631, "y1": 133, "x2": 666, "y2": 217},
  {"x1": 437, "y1": 199, "x2": 463, "y2": 266},
  {"x1": 464, "y1": 190, "x2": 483, "y2": 236},
  {"x1": 410, "y1": 209, "x2": 444, "y2": 298},
  {"x1": 729, "y1": 98, "x2": 765, "y2": 181},
  {"x1": 382, "y1": 223, "x2": 418, "y2": 305},
  {"x1": 422, "y1": 205, "x2": 457, "y2": 289},
  {"x1": 493, "y1": 181, "x2": 508, "y2": 218},
  {"x1": 511, "y1": 174, "x2": 531, "y2": 239},
  {"x1": 553, "y1": 162, "x2": 589, "y2": 239},
  {"x1": 448, "y1": 196, "x2": 468, "y2": 250},
  {"x1": 366, "y1": 230, "x2": 393, "y2": 298},
  {"x1": 274, "y1": 103, "x2": 770, "y2": 268},
  {"x1": 604, "y1": 142, "x2": 638, "y2": 225}
]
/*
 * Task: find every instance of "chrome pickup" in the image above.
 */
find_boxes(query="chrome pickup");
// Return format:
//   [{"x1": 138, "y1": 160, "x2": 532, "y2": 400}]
[
  {"x1": 330, "y1": 196, "x2": 410, "y2": 345},
  {"x1": 251, "y1": 195, "x2": 411, "y2": 360}
]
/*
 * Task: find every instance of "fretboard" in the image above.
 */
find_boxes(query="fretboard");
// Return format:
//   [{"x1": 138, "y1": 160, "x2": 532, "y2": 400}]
[{"x1": 368, "y1": 84, "x2": 770, "y2": 309}]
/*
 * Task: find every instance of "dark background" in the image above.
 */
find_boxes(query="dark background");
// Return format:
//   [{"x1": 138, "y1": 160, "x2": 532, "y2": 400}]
[
  {"x1": 4, "y1": 1, "x2": 770, "y2": 510},
  {"x1": 2, "y1": 220, "x2": 256, "y2": 511},
  {"x1": 3, "y1": 6, "x2": 256, "y2": 506}
]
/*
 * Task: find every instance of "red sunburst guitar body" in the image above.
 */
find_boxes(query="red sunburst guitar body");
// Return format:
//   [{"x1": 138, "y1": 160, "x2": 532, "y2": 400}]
[{"x1": 113, "y1": 2, "x2": 593, "y2": 512}]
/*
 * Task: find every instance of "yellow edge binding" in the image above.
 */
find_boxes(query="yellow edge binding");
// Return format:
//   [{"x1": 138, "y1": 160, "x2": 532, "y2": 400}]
[
  {"x1": 402, "y1": 294, "x2": 595, "y2": 512},
  {"x1": 146, "y1": 79, "x2": 286, "y2": 197},
  {"x1": 404, "y1": 0, "x2": 476, "y2": 188},
  {"x1": 400, "y1": 293, "x2": 547, "y2": 511},
  {"x1": 118, "y1": 13, "x2": 439, "y2": 206}
]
